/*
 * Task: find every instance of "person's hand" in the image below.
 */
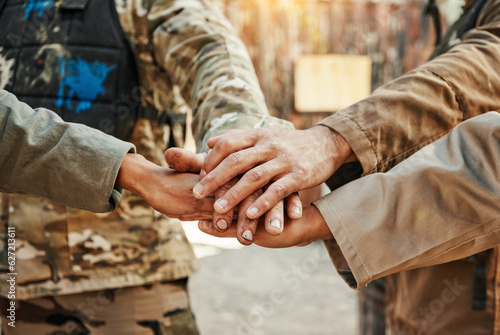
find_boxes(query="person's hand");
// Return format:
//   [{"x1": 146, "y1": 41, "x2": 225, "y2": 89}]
[
  {"x1": 165, "y1": 148, "x2": 303, "y2": 245},
  {"x1": 191, "y1": 125, "x2": 355, "y2": 221},
  {"x1": 198, "y1": 205, "x2": 334, "y2": 248},
  {"x1": 115, "y1": 153, "x2": 213, "y2": 220}
]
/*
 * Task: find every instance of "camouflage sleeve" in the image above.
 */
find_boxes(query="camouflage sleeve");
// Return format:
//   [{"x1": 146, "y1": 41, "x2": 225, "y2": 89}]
[
  {"x1": 147, "y1": 0, "x2": 293, "y2": 151},
  {"x1": 0, "y1": 90, "x2": 135, "y2": 213}
]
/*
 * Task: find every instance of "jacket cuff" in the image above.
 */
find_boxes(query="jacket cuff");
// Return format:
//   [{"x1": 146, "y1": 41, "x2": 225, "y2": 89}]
[
  {"x1": 101, "y1": 143, "x2": 136, "y2": 212},
  {"x1": 313, "y1": 197, "x2": 371, "y2": 290}
]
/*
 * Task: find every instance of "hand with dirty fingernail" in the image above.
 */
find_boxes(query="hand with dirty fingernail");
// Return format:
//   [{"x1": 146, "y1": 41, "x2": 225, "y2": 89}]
[
  {"x1": 165, "y1": 147, "x2": 302, "y2": 245},
  {"x1": 199, "y1": 205, "x2": 333, "y2": 249},
  {"x1": 193, "y1": 126, "x2": 356, "y2": 222}
]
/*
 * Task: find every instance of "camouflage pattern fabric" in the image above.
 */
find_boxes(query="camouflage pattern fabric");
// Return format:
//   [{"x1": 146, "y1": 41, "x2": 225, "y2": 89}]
[
  {"x1": 0, "y1": 0, "x2": 292, "y2": 301},
  {"x1": 0, "y1": 279, "x2": 198, "y2": 335},
  {"x1": 0, "y1": 192, "x2": 198, "y2": 300},
  {"x1": 114, "y1": 0, "x2": 293, "y2": 152}
]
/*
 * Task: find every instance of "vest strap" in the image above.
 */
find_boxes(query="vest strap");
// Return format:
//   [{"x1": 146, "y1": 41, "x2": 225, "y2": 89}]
[
  {"x1": 471, "y1": 251, "x2": 488, "y2": 311},
  {"x1": 60, "y1": 0, "x2": 90, "y2": 10}
]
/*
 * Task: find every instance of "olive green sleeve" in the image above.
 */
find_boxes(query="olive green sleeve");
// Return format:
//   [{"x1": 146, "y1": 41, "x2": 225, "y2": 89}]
[{"x1": 0, "y1": 90, "x2": 136, "y2": 213}]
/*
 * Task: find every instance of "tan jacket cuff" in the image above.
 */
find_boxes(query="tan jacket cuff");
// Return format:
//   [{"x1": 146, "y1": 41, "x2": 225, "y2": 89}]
[{"x1": 313, "y1": 198, "x2": 371, "y2": 290}]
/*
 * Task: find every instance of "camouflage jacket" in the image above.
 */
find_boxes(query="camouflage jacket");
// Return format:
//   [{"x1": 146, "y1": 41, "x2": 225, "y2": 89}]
[{"x1": 0, "y1": 0, "x2": 292, "y2": 300}]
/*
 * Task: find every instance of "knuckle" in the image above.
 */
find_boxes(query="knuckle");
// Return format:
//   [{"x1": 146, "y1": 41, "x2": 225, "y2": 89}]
[
  {"x1": 218, "y1": 178, "x2": 236, "y2": 193},
  {"x1": 254, "y1": 128, "x2": 265, "y2": 139},
  {"x1": 266, "y1": 138, "x2": 281, "y2": 152},
  {"x1": 227, "y1": 152, "x2": 243, "y2": 167},
  {"x1": 216, "y1": 185, "x2": 230, "y2": 195},
  {"x1": 269, "y1": 183, "x2": 288, "y2": 198},
  {"x1": 246, "y1": 167, "x2": 265, "y2": 183},
  {"x1": 224, "y1": 187, "x2": 241, "y2": 203},
  {"x1": 255, "y1": 128, "x2": 273, "y2": 142},
  {"x1": 253, "y1": 187, "x2": 264, "y2": 197},
  {"x1": 202, "y1": 173, "x2": 215, "y2": 186},
  {"x1": 241, "y1": 223, "x2": 257, "y2": 236},
  {"x1": 258, "y1": 198, "x2": 271, "y2": 212},
  {"x1": 246, "y1": 188, "x2": 261, "y2": 201},
  {"x1": 216, "y1": 137, "x2": 232, "y2": 152},
  {"x1": 269, "y1": 206, "x2": 283, "y2": 218},
  {"x1": 293, "y1": 166, "x2": 306, "y2": 176},
  {"x1": 288, "y1": 181, "x2": 299, "y2": 193},
  {"x1": 289, "y1": 195, "x2": 301, "y2": 207}
]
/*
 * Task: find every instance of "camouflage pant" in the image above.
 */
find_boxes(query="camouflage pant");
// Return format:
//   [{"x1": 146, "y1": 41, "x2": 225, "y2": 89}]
[{"x1": 0, "y1": 279, "x2": 199, "y2": 335}]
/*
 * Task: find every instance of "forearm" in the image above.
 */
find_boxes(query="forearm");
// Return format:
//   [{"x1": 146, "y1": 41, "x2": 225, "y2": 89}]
[
  {"x1": 0, "y1": 90, "x2": 135, "y2": 212},
  {"x1": 148, "y1": 0, "x2": 292, "y2": 150},
  {"x1": 320, "y1": 2, "x2": 500, "y2": 176},
  {"x1": 315, "y1": 112, "x2": 500, "y2": 289},
  {"x1": 115, "y1": 153, "x2": 162, "y2": 199}
]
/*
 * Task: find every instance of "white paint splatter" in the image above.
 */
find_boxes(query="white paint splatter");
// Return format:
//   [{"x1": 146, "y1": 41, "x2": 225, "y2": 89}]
[
  {"x1": 114, "y1": 0, "x2": 127, "y2": 14},
  {"x1": 133, "y1": 0, "x2": 147, "y2": 17},
  {"x1": 0, "y1": 48, "x2": 15, "y2": 90},
  {"x1": 437, "y1": 0, "x2": 465, "y2": 25}
]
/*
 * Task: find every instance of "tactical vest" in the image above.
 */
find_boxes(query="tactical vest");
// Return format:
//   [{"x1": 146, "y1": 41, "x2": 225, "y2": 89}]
[
  {"x1": 0, "y1": 0, "x2": 140, "y2": 140},
  {"x1": 0, "y1": 1, "x2": 197, "y2": 300},
  {"x1": 428, "y1": 0, "x2": 489, "y2": 59}
]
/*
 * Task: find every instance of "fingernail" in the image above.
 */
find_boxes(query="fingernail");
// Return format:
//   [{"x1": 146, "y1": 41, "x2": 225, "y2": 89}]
[
  {"x1": 199, "y1": 220, "x2": 212, "y2": 230},
  {"x1": 216, "y1": 219, "x2": 228, "y2": 230},
  {"x1": 193, "y1": 184, "x2": 204, "y2": 197},
  {"x1": 247, "y1": 206, "x2": 258, "y2": 218},
  {"x1": 200, "y1": 169, "x2": 207, "y2": 179},
  {"x1": 293, "y1": 206, "x2": 302, "y2": 217},
  {"x1": 215, "y1": 199, "x2": 228, "y2": 212},
  {"x1": 270, "y1": 219, "x2": 282, "y2": 231},
  {"x1": 242, "y1": 230, "x2": 254, "y2": 241}
]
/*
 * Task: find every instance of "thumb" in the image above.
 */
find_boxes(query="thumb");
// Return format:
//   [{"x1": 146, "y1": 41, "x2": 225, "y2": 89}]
[{"x1": 165, "y1": 148, "x2": 206, "y2": 173}]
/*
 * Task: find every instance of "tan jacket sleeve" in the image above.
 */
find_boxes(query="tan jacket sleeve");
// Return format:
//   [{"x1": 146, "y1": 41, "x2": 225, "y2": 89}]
[
  {"x1": 314, "y1": 112, "x2": 500, "y2": 290},
  {"x1": 0, "y1": 90, "x2": 135, "y2": 213},
  {"x1": 319, "y1": 0, "x2": 500, "y2": 175}
]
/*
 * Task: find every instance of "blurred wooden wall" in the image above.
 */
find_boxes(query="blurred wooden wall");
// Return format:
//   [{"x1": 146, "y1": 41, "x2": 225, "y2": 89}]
[{"x1": 213, "y1": 0, "x2": 437, "y2": 128}]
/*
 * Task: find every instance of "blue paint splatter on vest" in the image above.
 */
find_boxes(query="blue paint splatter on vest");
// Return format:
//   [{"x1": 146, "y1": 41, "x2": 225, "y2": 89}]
[
  {"x1": 23, "y1": 0, "x2": 55, "y2": 19},
  {"x1": 56, "y1": 57, "x2": 115, "y2": 113}
]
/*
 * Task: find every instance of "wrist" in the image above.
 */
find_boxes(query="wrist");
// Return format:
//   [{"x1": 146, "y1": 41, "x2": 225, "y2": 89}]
[
  {"x1": 115, "y1": 153, "x2": 158, "y2": 196},
  {"x1": 310, "y1": 125, "x2": 356, "y2": 174},
  {"x1": 300, "y1": 206, "x2": 333, "y2": 244}
]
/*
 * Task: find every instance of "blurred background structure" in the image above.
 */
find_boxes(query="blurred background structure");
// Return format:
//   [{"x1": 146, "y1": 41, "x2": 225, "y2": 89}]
[
  {"x1": 214, "y1": 0, "x2": 436, "y2": 127},
  {"x1": 188, "y1": 0, "x2": 438, "y2": 334}
]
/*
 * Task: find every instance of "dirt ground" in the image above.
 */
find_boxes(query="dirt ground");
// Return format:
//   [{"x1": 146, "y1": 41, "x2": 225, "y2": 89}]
[{"x1": 184, "y1": 223, "x2": 359, "y2": 335}]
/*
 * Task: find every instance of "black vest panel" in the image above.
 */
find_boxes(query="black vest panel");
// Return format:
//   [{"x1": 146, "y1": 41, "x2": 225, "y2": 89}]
[
  {"x1": 0, "y1": 0, "x2": 140, "y2": 140},
  {"x1": 430, "y1": 0, "x2": 489, "y2": 59}
]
